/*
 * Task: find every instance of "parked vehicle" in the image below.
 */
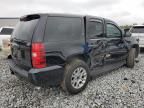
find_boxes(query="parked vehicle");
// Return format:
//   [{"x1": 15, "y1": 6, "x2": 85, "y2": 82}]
[
  {"x1": 124, "y1": 28, "x2": 139, "y2": 58},
  {"x1": 9, "y1": 14, "x2": 139, "y2": 94},
  {"x1": 0, "y1": 27, "x2": 14, "y2": 50},
  {"x1": 130, "y1": 25, "x2": 144, "y2": 48}
]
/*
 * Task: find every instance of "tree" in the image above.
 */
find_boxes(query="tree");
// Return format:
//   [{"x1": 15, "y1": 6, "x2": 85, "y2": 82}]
[
  {"x1": 120, "y1": 25, "x2": 132, "y2": 29},
  {"x1": 133, "y1": 23, "x2": 138, "y2": 25}
]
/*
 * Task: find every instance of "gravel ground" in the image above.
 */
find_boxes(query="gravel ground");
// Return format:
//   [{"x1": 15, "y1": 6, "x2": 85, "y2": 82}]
[{"x1": 0, "y1": 52, "x2": 144, "y2": 108}]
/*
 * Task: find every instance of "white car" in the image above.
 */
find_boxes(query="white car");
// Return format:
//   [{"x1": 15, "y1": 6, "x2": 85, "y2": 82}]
[
  {"x1": 130, "y1": 25, "x2": 144, "y2": 48},
  {"x1": 0, "y1": 27, "x2": 14, "y2": 50}
]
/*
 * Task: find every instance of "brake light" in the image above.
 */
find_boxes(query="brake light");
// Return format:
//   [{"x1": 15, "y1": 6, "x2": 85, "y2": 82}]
[{"x1": 32, "y1": 43, "x2": 46, "y2": 68}]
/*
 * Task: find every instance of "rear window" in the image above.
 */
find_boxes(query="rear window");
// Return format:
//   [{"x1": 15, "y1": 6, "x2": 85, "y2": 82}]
[
  {"x1": 130, "y1": 26, "x2": 144, "y2": 33},
  {"x1": 44, "y1": 16, "x2": 82, "y2": 42},
  {"x1": 87, "y1": 21, "x2": 104, "y2": 38},
  {"x1": 12, "y1": 19, "x2": 39, "y2": 41},
  {"x1": 0, "y1": 28, "x2": 13, "y2": 35}
]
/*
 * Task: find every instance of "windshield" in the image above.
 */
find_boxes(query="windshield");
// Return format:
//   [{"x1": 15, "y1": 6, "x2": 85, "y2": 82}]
[
  {"x1": 12, "y1": 19, "x2": 39, "y2": 42},
  {"x1": 130, "y1": 26, "x2": 144, "y2": 33},
  {"x1": 0, "y1": 28, "x2": 13, "y2": 35}
]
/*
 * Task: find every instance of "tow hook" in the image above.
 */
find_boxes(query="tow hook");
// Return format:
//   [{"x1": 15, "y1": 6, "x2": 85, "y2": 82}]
[
  {"x1": 10, "y1": 69, "x2": 15, "y2": 75},
  {"x1": 135, "y1": 58, "x2": 139, "y2": 63}
]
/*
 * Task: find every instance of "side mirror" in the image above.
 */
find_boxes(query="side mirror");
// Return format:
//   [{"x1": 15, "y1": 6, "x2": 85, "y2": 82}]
[{"x1": 123, "y1": 29, "x2": 131, "y2": 37}]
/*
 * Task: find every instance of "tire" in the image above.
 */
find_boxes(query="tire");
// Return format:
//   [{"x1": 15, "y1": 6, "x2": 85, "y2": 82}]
[
  {"x1": 61, "y1": 59, "x2": 90, "y2": 94},
  {"x1": 126, "y1": 48, "x2": 135, "y2": 68}
]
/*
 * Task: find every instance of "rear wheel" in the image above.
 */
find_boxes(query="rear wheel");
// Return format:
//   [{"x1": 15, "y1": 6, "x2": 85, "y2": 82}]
[
  {"x1": 61, "y1": 59, "x2": 90, "y2": 94},
  {"x1": 126, "y1": 48, "x2": 135, "y2": 68}
]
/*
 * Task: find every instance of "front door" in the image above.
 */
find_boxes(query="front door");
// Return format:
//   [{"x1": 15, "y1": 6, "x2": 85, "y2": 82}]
[{"x1": 104, "y1": 23, "x2": 128, "y2": 65}]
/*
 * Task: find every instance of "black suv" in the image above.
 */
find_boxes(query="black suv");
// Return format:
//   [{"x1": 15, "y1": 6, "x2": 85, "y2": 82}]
[{"x1": 9, "y1": 14, "x2": 139, "y2": 94}]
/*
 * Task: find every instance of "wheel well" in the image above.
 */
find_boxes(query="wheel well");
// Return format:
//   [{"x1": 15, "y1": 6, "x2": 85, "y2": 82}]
[
  {"x1": 66, "y1": 54, "x2": 90, "y2": 65},
  {"x1": 132, "y1": 44, "x2": 139, "y2": 58}
]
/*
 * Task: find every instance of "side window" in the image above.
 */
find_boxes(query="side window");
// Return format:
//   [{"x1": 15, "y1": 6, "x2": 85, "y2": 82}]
[
  {"x1": 44, "y1": 17, "x2": 82, "y2": 42},
  {"x1": 87, "y1": 20, "x2": 103, "y2": 39},
  {"x1": 106, "y1": 23, "x2": 121, "y2": 38}
]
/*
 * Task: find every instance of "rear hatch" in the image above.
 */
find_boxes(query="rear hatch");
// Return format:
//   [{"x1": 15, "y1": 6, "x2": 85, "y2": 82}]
[{"x1": 11, "y1": 15, "x2": 40, "y2": 70}]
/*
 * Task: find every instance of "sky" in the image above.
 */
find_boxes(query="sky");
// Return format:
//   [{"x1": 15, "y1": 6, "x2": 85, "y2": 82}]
[{"x1": 0, "y1": 0, "x2": 144, "y2": 25}]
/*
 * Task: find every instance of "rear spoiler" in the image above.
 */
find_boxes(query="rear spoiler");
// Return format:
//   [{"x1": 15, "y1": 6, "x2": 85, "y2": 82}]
[{"x1": 20, "y1": 14, "x2": 40, "y2": 21}]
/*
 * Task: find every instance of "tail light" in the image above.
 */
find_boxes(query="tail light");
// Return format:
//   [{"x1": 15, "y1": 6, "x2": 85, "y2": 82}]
[{"x1": 32, "y1": 42, "x2": 46, "y2": 68}]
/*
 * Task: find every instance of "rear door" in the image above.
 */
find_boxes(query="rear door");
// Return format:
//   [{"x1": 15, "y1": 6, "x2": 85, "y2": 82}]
[
  {"x1": 11, "y1": 15, "x2": 40, "y2": 70},
  {"x1": 86, "y1": 18, "x2": 106, "y2": 69},
  {"x1": 104, "y1": 22, "x2": 127, "y2": 64}
]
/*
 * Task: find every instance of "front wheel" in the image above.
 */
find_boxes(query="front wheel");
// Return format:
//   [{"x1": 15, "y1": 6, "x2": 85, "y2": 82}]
[
  {"x1": 126, "y1": 48, "x2": 136, "y2": 68},
  {"x1": 61, "y1": 59, "x2": 90, "y2": 94}
]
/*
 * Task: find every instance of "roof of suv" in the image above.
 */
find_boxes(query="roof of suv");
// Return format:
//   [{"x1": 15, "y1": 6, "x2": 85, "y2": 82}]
[
  {"x1": 20, "y1": 13, "x2": 118, "y2": 27},
  {"x1": 21, "y1": 13, "x2": 114, "y2": 22}
]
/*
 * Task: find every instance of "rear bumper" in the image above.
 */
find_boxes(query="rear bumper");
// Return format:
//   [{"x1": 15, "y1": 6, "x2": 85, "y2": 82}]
[{"x1": 9, "y1": 60, "x2": 64, "y2": 86}]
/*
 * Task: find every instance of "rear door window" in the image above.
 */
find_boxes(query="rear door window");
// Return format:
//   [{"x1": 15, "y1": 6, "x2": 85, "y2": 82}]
[
  {"x1": 44, "y1": 17, "x2": 82, "y2": 42},
  {"x1": 87, "y1": 20, "x2": 104, "y2": 39},
  {"x1": 12, "y1": 19, "x2": 39, "y2": 42}
]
